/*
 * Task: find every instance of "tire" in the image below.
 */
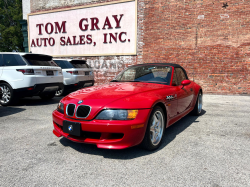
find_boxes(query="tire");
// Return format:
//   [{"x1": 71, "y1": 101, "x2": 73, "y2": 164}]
[
  {"x1": 191, "y1": 91, "x2": 203, "y2": 116},
  {"x1": 141, "y1": 106, "x2": 166, "y2": 151},
  {"x1": 0, "y1": 83, "x2": 18, "y2": 106},
  {"x1": 39, "y1": 91, "x2": 56, "y2": 100},
  {"x1": 55, "y1": 86, "x2": 64, "y2": 97}
]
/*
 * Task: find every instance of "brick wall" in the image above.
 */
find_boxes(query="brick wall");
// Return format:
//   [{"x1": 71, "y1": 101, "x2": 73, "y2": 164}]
[{"x1": 30, "y1": 0, "x2": 250, "y2": 95}]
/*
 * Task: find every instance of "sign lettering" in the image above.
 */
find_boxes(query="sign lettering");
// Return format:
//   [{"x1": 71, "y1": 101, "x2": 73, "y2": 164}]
[{"x1": 28, "y1": 1, "x2": 137, "y2": 56}]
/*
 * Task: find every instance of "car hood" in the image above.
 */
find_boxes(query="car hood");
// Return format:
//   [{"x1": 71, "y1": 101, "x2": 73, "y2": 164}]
[{"x1": 62, "y1": 82, "x2": 169, "y2": 120}]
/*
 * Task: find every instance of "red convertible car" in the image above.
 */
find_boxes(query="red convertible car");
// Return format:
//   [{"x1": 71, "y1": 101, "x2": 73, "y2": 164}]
[{"x1": 52, "y1": 63, "x2": 202, "y2": 150}]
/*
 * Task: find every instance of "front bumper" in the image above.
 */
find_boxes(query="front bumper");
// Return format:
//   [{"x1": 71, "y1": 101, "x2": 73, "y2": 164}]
[
  {"x1": 14, "y1": 83, "x2": 64, "y2": 97},
  {"x1": 52, "y1": 109, "x2": 151, "y2": 149}
]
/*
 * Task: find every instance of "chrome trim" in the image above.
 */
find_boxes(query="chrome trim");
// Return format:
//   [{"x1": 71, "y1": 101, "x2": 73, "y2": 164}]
[
  {"x1": 166, "y1": 95, "x2": 175, "y2": 100},
  {"x1": 75, "y1": 105, "x2": 92, "y2": 119},
  {"x1": 66, "y1": 103, "x2": 76, "y2": 117}
]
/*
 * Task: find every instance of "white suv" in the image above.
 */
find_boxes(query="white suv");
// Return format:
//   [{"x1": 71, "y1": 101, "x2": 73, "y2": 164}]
[
  {"x1": 53, "y1": 59, "x2": 94, "y2": 96},
  {"x1": 0, "y1": 53, "x2": 63, "y2": 106}
]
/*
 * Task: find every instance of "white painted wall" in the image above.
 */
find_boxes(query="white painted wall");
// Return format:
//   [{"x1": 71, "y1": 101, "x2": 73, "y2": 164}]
[
  {"x1": 30, "y1": 0, "x2": 102, "y2": 12},
  {"x1": 22, "y1": 0, "x2": 31, "y2": 20}
]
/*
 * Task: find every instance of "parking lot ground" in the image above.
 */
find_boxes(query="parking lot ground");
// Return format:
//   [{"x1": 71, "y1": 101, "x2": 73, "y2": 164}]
[{"x1": 0, "y1": 95, "x2": 250, "y2": 186}]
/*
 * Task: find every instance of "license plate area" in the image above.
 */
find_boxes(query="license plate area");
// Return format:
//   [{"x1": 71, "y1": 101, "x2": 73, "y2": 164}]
[
  {"x1": 63, "y1": 121, "x2": 81, "y2": 136},
  {"x1": 46, "y1": 70, "x2": 54, "y2": 76}
]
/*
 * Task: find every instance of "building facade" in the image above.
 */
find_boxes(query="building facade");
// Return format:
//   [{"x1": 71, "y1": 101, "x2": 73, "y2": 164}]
[{"x1": 22, "y1": 0, "x2": 250, "y2": 95}]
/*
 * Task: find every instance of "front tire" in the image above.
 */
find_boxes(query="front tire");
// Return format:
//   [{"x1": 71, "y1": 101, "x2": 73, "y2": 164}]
[
  {"x1": 0, "y1": 83, "x2": 18, "y2": 106},
  {"x1": 141, "y1": 106, "x2": 166, "y2": 151},
  {"x1": 191, "y1": 91, "x2": 203, "y2": 116},
  {"x1": 39, "y1": 91, "x2": 56, "y2": 100}
]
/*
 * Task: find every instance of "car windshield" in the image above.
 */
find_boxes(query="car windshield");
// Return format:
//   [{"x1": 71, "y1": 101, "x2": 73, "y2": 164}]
[
  {"x1": 113, "y1": 65, "x2": 172, "y2": 85},
  {"x1": 54, "y1": 60, "x2": 75, "y2": 69}
]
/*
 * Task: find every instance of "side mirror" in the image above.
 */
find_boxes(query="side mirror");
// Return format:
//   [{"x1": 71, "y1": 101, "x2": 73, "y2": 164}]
[{"x1": 181, "y1": 80, "x2": 191, "y2": 86}]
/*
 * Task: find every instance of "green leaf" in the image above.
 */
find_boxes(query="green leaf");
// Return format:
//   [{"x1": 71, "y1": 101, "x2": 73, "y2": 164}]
[{"x1": 0, "y1": 0, "x2": 24, "y2": 52}]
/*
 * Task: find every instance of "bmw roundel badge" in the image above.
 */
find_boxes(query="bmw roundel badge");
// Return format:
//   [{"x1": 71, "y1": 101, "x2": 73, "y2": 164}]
[
  {"x1": 78, "y1": 100, "x2": 83, "y2": 104},
  {"x1": 68, "y1": 125, "x2": 73, "y2": 132}
]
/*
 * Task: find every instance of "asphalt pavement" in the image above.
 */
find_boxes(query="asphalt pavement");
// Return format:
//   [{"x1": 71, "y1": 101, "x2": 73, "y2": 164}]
[{"x1": 0, "y1": 95, "x2": 250, "y2": 186}]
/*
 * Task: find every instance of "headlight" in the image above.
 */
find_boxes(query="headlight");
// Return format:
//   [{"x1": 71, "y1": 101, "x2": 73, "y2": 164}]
[
  {"x1": 96, "y1": 109, "x2": 138, "y2": 120},
  {"x1": 57, "y1": 102, "x2": 64, "y2": 114}
]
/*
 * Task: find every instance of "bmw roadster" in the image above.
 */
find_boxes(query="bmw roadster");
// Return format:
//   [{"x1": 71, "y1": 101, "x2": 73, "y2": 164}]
[{"x1": 52, "y1": 63, "x2": 203, "y2": 150}]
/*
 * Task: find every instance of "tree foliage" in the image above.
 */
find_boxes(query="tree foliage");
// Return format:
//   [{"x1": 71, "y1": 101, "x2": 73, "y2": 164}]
[{"x1": 0, "y1": 0, "x2": 24, "y2": 52}]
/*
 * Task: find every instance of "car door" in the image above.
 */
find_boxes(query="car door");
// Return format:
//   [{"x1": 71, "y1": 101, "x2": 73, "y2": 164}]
[
  {"x1": 175, "y1": 68, "x2": 194, "y2": 114},
  {"x1": 0, "y1": 54, "x2": 3, "y2": 77},
  {"x1": 167, "y1": 70, "x2": 178, "y2": 118}
]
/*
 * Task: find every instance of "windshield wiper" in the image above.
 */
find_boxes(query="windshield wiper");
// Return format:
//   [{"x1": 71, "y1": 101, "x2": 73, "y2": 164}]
[{"x1": 110, "y1": 80, "x2": 120, "y2": 82}]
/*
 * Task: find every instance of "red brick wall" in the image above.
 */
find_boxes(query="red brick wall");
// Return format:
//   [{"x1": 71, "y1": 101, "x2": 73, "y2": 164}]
[
  {"x1": 30, "y1": 0, "x2": 250, "y2": 95},
  {"x1": 142, "y1": 0, "x2": 250, "y2": 95}
]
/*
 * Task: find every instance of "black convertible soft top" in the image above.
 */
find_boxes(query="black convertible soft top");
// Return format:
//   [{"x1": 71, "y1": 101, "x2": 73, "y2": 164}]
[
  {"x1": 130, "y1": 63, "x2": 189, "y2": 79},
  {"x1": 134, "y1": 63, "x2": 183, "y2": 68}
]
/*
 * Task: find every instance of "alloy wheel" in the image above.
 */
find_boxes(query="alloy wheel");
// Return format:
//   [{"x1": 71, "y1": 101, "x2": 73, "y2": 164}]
[
  {"x1": 55, "y1": 89, "x2": 63, "y2": 96},
  {"x1": 198, "y1": 93, "x2": 203, "y2": 114},
  {"x1": 0, "y1": 85, "x2": 11, "y2": 104},
  {"x1": 150, "y1": 110, "x2": 164, "y2": 146}
]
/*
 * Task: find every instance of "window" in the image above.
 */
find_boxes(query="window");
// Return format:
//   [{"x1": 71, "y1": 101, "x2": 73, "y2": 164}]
[
  {"x1": 175, "y1": 68, "x2": 187, "y2": 85},
  {"x1": 71, "y1": 63, "x2": 89, "y2": 68},
  {"x1": 172, "y1": 70, "x2": 178, "y2": 86},
  {"x1": 3, "y1": 54, "x2": 27, "y2": 66},
  {"x1": 121, "y1": 69, "x2": 136, "y2": 81},
  {"x1": 0, "y1": 55, "x2": 3, "y2": 66},
  {"x1": 70, "y1": 61, "x2": 89, "y2": 68},
  {"x1": 22, "y1": 54, "x2": 58, "y2": 67},
  {"x1": 54, "y1": 60, "x2": 74, "y2": 69},
  {"x1": 25, "y1": 59, "x2": 58, "y2": 67},
  {"x1": 114, "y1": 65, "x2": 172, "y2": 85}
]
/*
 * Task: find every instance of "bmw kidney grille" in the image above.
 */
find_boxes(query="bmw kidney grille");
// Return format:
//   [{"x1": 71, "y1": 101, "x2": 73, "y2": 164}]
[
  {"x1": 76, "y1": 105, "x2": 91, "y2": 118},
  {"x1": 67, "y1": 104, "x2": 76, "y2": 116},
  {"x1": 66, "y1": 104, "x2": 91, "y2": 118}
]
